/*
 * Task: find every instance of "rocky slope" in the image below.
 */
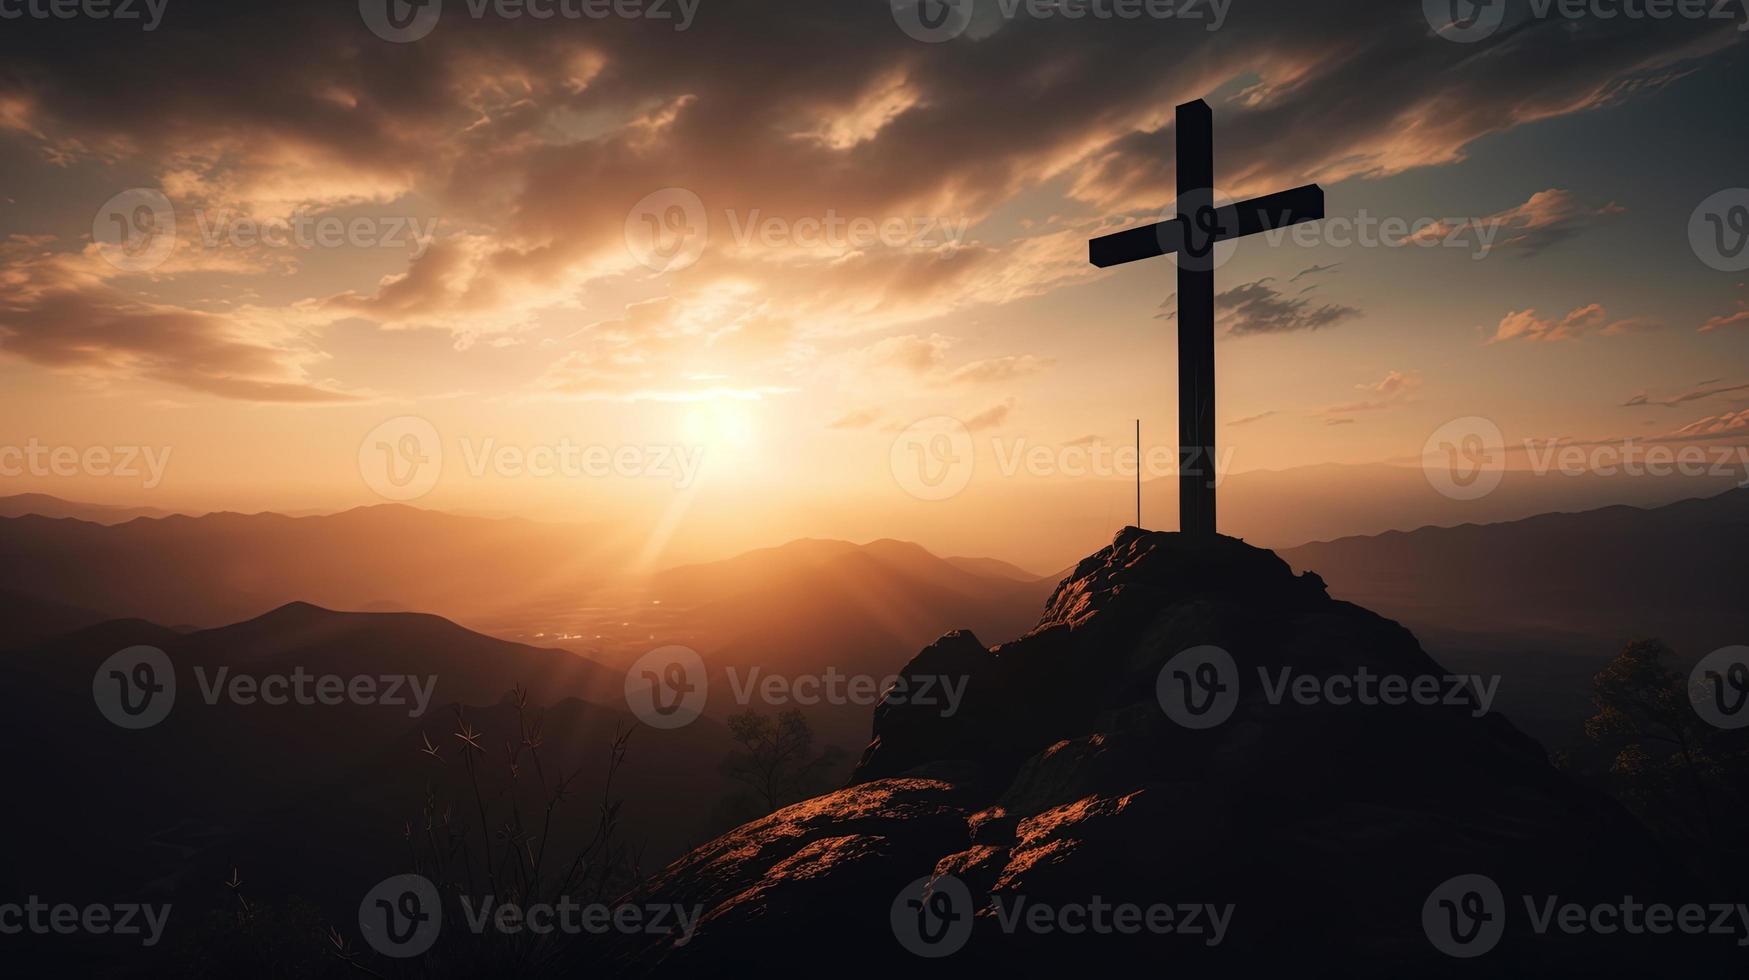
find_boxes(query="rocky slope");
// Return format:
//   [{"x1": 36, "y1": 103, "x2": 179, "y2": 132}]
[{"x1": 591, "y1": 530, "x2": 1717, "y2": 976}]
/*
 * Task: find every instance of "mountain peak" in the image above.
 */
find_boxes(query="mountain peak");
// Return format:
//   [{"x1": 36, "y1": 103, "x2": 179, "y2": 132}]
[
  {"x1": 599, "y1": 534, "x2": 1687, "y2": 975},
  {"x1": 1040, "y1": 528, "x2": 1327, "y2": 633}
]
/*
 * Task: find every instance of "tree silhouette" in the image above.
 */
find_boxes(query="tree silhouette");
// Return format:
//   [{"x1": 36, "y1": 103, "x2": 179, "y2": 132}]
[
  {"x1": 718, "y1": 709, "x2": 846, "y2": 821},
  {"x1": 1585, "y1": 639, "x2": 1747, "y2": 873}
]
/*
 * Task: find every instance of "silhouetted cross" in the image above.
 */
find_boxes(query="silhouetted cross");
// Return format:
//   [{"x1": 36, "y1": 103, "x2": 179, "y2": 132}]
[{"x1": 1089, "y1": 99, "x2": 1324, "y2": 537}]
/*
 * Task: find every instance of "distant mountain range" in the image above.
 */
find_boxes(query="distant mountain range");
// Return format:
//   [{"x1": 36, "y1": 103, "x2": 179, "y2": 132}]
[
  {"x1": 1281, "y1": 485, "x2": 1749, "y2": 653},
  {"x1": 0, "y1": 502, "x2": 635, "y2": 640},
  {"x1": 7, "y1": 487, "x2": 1746, "y2": 756},
  {"x1": 0, "y1": 601, "x2": 732, "y2": 948},
  {"x1": 642, "y1": 538, "x2": 1058, "y2": 746},
  {"x1": 0, "y1": 492, "x2": 176, "y2": 523}
]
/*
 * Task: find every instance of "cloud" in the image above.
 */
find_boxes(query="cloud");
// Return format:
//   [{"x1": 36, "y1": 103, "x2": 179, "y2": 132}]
[
  {"x1": 1218, "y1": 277, "x2": 1361, "y2": 336},
  {"x1": 847, "y1": 335, "x2": 1051, "y2": 387},
  {"x1": 942, "y1": 354, "x2": 1054, "y2": 385},
  {"x1": 1227, "y1": 410, "x2": 1277, "y2": 427},
  {"x1": 1674, "y1": 408, "x2": 1749, "y2": 437},
  {"x1": 856, "y1": 333, "x2": 955, "y2": 374},
  {"x1": 827, "y1": 408, "x2": 881, "y2": 429},
  {"x1": 1319, "y1": 369, "x2": 1422, "y2": 416},
  {"x1": 0, "y1": 0, "x2": 1735, "y2": 397},
  {"x1": 1488, "y1": 304, "x2": 1660, "y2": 343},
  {"x1": 0, "y1": 245, "x2": 357, "y2": 402},
  {"x1": 1289, "y1": 263, "x2": 1341, "y2": 282},
  {"x1": 1621, "y1": 380, "x2": 1749, "y2": 408},
  {"x1": 1699, "y1": 298, "x2": 1749, "y2": 333},
  {"x1": 964, "y1": 400, "x2": 1014, "y2": 431},
  {"x1": 1407, "y1": 188, "x2": 1622, "y2": 255}
]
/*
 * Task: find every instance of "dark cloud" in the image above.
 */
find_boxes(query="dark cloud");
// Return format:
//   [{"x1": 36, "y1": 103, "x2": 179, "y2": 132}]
[
  {"x1": 0, "y1": 0, "x2": 1736, "y2": 395},
  {"x1": 1218, "y1": 277, "x2": 1361, "y2": 336}
]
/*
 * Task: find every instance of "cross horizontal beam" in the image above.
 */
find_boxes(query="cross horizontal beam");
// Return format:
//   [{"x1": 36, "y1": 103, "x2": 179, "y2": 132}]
[{"x1": 1088, "y1": 183, "x2": 1326, "y2": 269}]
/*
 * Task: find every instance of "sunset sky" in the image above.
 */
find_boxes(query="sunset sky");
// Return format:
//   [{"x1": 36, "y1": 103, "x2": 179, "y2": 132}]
[{"x1": 1, "y1": 0, "x2": 1746, "y2": 568}]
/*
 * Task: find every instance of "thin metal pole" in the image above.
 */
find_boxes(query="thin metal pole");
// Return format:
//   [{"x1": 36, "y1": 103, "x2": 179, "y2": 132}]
[{"x1": 1135, "y1": 418, "x2": 1142, "y2": 529}]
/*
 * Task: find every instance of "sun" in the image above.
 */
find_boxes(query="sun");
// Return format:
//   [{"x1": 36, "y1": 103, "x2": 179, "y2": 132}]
[{"x1": 681, "y1": 398, "x2": 759, "y2": 461}]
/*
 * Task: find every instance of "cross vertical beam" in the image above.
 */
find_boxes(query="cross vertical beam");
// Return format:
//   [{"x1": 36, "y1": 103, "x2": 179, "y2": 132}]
[
  {"x1": 1087, "y1": 97, "x2": 1324, "y2": 541},
  {"x1": 1176, "y1": 100, "x2": 1217, "y2": 538}
]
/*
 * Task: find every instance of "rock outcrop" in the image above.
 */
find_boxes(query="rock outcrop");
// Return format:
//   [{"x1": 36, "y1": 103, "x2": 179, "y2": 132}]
[{"x1": 594, "y1": 530, "x2": 1713, "y2": 976}]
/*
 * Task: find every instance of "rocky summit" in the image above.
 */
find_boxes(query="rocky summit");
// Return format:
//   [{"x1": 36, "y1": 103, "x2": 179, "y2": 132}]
[{"x1": 592, "y1": 529, "x2": 1709, "y2": 977}]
